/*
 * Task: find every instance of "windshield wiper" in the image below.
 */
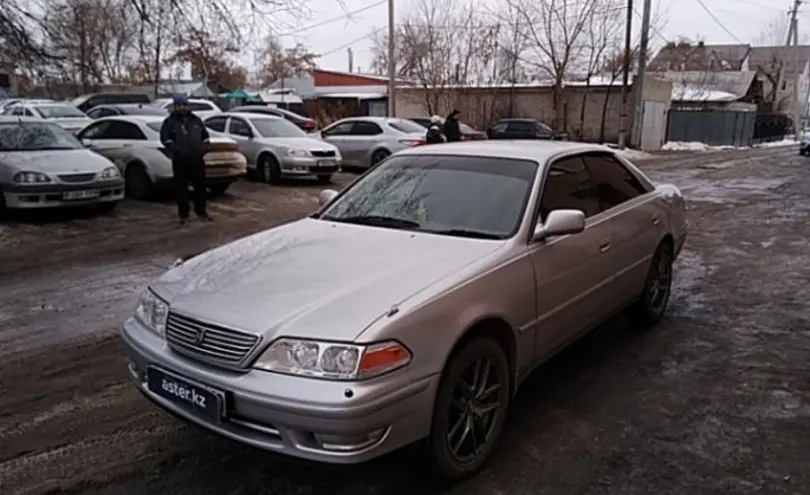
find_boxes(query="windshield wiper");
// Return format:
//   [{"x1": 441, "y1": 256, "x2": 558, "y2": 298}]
[
  {"x1": 323, "y1": 215, "x2": 421, "y2": 230},
  {"x1": 428, "y1": 229, "x2": 504, "y2": 240}
]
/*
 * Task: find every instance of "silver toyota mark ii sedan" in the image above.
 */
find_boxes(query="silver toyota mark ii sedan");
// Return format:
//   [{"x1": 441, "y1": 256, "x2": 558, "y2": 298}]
[{"x1": 121, "y1": 141, "x2": 687, "y2": 480}]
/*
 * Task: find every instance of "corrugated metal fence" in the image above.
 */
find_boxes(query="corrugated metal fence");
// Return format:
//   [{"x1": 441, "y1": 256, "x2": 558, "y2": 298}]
[{"x1": 666, "y1": 110, "x2": 756, "y2": 147}]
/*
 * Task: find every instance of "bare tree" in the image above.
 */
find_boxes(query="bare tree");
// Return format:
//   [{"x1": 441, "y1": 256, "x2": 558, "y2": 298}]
[
  {"x1": 503, "y1": 0, "x2": 622, "y2": 130},
  {"x1": 255, "y1": 34, "x2": 317, "y2": 87},
  {"x1": 368, "y1": 0, "x2": 504, "y2": 122},
  {"x1": 753, "y1": 16, "x2": 792, "y2": 112}
]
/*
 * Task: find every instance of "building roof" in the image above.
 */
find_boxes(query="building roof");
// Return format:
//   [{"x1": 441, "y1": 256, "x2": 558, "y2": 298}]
[
  {"x1": 657, "y1": 70, "x2": 757, "y2": 102},
  {"x1": 747, "y1": 45, "x2": 810, "y2": 75},
  {"x1": 648, "y1": 42, "x2": 751, "y2": 71}
]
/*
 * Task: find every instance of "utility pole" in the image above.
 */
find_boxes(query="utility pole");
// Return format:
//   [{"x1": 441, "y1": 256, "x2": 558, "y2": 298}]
[
  {"x1": 630, "y1": 0, "x2": 652, "y2": 149},
  {"x1": 789, "y1": 0, "x2": 802, "y2": 135},
  {"x1": 347, "y1": 48, "x2": 354, "y2": 73},
  {"x1": 387, "y1": 0, "x2": 397, "y2": 117},
  {"x1": 618, "y1": 0, "x2": 633, "y2": 149}
]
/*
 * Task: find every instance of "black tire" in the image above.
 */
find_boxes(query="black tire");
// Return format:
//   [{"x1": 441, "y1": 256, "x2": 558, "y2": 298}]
[
  {"x1": 97, "y1": 201, "x2": 118, "y2": 214},
  {"x1": 125, "y1": 163, "x2": 153, "y2": 200},
  {"x1": 427, "y1": 337, "x2": 511, "y2": 482},
  {"x1": 257, "y1": 153, "x2": 282, "y2": 184},
  {"x1": 209, "y1": 183, "x2": 230, "y2": 196},
  {"x1": 627, "y1": 241, "x2": 674, "y2": 326},
  {"x1": 0, "y1": 189, "x2": 7, "y2": 218},
  {"x1": 316, "y1": 174, "x2": 333, "y2": 184},
  {"x1": 370, "y1": 149, "x2": 390, "y2": 166}
]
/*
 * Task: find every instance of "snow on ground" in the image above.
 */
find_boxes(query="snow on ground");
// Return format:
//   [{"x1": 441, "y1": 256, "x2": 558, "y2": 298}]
[
  {"x1": 663, "y1": 137, "x2": 797, "y2": 152},
  {"x1": 615, "y1": 148, "x2": 653, "y2": 160},
  {"x1": 754, "y1": 138, "x2": 797, "y2": 148}
]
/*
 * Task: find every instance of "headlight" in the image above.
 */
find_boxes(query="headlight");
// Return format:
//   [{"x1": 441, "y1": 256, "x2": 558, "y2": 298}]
[
  {"x1": 282, "y1": 147, "x2": 310, "y2": 157},
  {"x1": 253, "y1": 338, "x2": 411, "y2": 380},
  {"x1": 133, "y1": 289, "x2": 169, "y2": 337},
  {"x1": 13, "y1": 171, "x2": 51, "y2": 183},
  {"x1": 101, "y1": 166, "x2": 119, "y2": 178}
]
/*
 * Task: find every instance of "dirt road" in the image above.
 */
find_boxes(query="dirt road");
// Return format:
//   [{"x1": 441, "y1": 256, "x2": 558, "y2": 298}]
[{"x1": 1, "y1": 149, "x2": 808, "y2": 495}]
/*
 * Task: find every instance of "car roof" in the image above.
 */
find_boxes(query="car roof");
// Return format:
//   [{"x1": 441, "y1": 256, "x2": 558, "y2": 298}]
[
  {"x1": 97, "y1": 115, "x2": 165, "y2": 124},
  {"x1": 218, "y1": 112, "x2": 282, "y2": 120},
  {"x1": 396, "y1": 140, "x2": 615, "y2": 163},
  {"x1": 338, "y1": 116, "x2": 404, "y2": 123},
  {"x1": 0, "y1": 116, "x2": 44, "y2": 123}
]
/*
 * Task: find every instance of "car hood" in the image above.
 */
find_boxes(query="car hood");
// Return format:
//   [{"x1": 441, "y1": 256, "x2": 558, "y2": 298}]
[
  {"x1": 256, "y1": 136, "x2": 338, "y2": 152},
  {"x1": 151, "y1": 218, "x2": 504, "y2": 342},
  {"x1": 0, "y1": 148, "x2": 114, "y2": 174}
]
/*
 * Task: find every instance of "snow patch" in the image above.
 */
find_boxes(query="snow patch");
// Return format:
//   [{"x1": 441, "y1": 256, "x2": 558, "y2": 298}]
[
  {"x1": 615, "y1": 148, "x2": 653, "y2": 160},
  {"x1": 754, "y1": 138, "x2": 796, "y2": 148}
]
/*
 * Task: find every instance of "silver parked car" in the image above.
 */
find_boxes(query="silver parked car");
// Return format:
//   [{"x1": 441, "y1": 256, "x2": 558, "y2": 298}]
[
  {"x1": 121, "y1": 140, "x2": 687, "y2": 480},
  {"x1": 318, "y1": 116, "x2": 428, "y2": 169},
  {"x1": 2, "y1": 102, "x2": 92, "y2": 134},
  {"x1": 76, "y1": 115, "x2": 246, "y2": 198},
  {"x1": 204, "y1": 112, "x2": 341, "y2": 184},
  {"x1": 153, "y1": 98, "x2": 222, "y2": 120},
  {"x1": 0, "y1": 117, "x2": 124, "y2": 212}
]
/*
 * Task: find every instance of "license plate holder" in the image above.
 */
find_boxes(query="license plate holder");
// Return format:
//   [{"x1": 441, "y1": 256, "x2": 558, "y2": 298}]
[
  {"x1": 63, "y1": 189, "x2": 100, "y2": 200},
  {"x1": 146, "y1": 367, "x2": 225, "y2": 423},
  {"x1": 317, "y1": 159, "x2": 336, "y2": 167}
]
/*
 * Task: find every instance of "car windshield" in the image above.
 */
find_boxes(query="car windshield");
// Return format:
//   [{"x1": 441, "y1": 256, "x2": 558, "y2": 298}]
[
  {"x1": 250, "y1": 117, "x2": 307, "y2": 137},
  {"x1": 388, "y1": 119, "x2": 428, "y2": 134},
  {"x1": 0, "y1": 122, "x2": 84, "y2": 151},
  {"x1": 35, "y1": 105, "x2": 86, "y2": 118},
  {"x1": 319, "y1": 155, "x2": 538, "y2": 239}
]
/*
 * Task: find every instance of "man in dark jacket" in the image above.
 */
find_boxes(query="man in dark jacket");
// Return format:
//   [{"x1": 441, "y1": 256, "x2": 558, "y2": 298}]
[
  {"x1": 442, "y1": 109, "x2": 462, "y2": 142},
  {"x1": 160, "y1": 94, "x2": 211, "y2": 224}
]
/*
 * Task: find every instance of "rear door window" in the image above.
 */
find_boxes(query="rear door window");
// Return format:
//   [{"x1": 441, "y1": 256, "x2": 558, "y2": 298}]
[{"x1": 581, "y1": 153, "x2": 649, "y2": 211}]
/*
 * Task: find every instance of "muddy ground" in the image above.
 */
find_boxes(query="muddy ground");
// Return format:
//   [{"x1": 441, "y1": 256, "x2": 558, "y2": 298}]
[{"x1": 1, "y1": 147, "x2": 808, "y2": 495}]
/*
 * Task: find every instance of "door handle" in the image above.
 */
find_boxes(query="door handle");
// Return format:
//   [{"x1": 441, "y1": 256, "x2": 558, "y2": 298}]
[
  {"x1": 652, "y1": 214, "x2": 661, "y2": 225},
  {"x1": 599, "y1": 238, "x2": 612, "y2": 253}
]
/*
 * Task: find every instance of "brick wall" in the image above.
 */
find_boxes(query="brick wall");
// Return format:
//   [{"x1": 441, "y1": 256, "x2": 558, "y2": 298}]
[{"x1": 396, "y1": 77, "x2": 672, "y2": 144}]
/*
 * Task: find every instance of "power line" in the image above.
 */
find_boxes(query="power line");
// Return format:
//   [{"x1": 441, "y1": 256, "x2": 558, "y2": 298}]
[
  {"x1": 277, "y1": 0, "x2": 386, "y2": 37},
  {"x1": 318, "y1": 27, "x2": 384, "y2": 57},
  {"x1": 694, "y1": 0, "x2": 743, "y2": 43}
]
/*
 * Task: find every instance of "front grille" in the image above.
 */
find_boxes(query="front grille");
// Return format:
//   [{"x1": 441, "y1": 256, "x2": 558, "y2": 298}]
[
  {"x1": 58, "y1": 173, "x2": 97, "y2": 183},
  {"x1": 310, "y1": 150, "x2": 336, "y2": 158},
  {"x1": 166, "y1": 312, "x2": 260, "y2": 365}
]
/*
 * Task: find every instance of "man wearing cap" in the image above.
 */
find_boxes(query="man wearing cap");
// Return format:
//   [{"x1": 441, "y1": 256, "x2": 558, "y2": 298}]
[
  {"x1": 442, "y1": 109, "x2": 462, "y2": 142},
  {"x1": 160, "y1": 94, "x2": 212, "y2": 224}
]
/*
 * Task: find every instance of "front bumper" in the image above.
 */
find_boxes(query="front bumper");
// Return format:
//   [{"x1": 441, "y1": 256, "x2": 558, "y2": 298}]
[
  {"x1": 2, "y1": 178, "x2": 125, "y2": 209},
  {"x1": 120, "y1": 317, "x2": 438, "y2": 464},
  {"x1": 280, "y1": 156, "x2": 341, "y2": 176}
]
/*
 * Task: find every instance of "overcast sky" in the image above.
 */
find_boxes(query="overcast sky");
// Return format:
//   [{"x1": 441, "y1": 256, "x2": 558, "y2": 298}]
[{"x1": 267, "y1": 0, "x2": 799, "y2": 73}]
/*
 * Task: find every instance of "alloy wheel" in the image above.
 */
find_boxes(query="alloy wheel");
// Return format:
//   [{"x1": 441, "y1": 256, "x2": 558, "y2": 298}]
[
  {"x1": 445, "y1": 357, "x2": 503, "y2": 464},
  {"x1": 648, "y1": 248, "x2": 672, "y2": 314}
]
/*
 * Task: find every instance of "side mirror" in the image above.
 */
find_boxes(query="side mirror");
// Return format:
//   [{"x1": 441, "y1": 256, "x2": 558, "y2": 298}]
[
  {"x1": 81, "y1": 138, "x2": 92, "y2": 147},
  {"x1": 531, "y1": 209, "x2": 585, "y2": 242},
  {"x1": 318, "y1": 189, "x2": 339, "y2": 207}
]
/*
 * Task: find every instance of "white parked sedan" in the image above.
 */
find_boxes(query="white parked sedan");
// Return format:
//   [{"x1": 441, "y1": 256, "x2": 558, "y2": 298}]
[
  {"x1": 204, "y1": 112, "x2": 342, "y2": 184},
  {"x1": 152, "y1": 98, "x2": 222, "y2": 120},
  {"x1": 2, "y1": 102, "x2": 93, "y2": 134},
  {"x1": 76, "y1": 115, "x2": 246, "y2": 198},
  {"x1": 0, "y1": 117, "x2": 124, "y2": 212}
]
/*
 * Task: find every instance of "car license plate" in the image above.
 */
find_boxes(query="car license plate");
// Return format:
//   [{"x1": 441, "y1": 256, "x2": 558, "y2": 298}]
[
  {"x1": 63, "y1": 189, "x2": 100, "y2": 200},
  {"x1": 317, "y1": 159, "x2": 336, "y2": 167},
  {"x1": 146, "y1": 367, "x2": 225, "y2": 423}
]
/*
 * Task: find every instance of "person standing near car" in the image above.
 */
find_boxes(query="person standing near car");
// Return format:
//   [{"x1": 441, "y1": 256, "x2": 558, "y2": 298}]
[
  {"x1": 425, "y1": 115, "x2": 445, "y2": 144},
  {"x1": 442, "y1": 109, "x2": 462, "y2": 142},
  {"x1": 160, "y1": 94, "x2": 212, "y2": 225}
]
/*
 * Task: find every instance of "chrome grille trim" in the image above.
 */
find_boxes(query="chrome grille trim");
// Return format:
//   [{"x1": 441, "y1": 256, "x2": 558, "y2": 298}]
[
  {"x1": 58, "y1": 173, "x2": 97, "y2": 183},
  {"x1": 310, "y1": 150, "x2": 336, "y2": 158},
  {"x1": 165, "y1": 312, "x2": 260, "y2": 365}
]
